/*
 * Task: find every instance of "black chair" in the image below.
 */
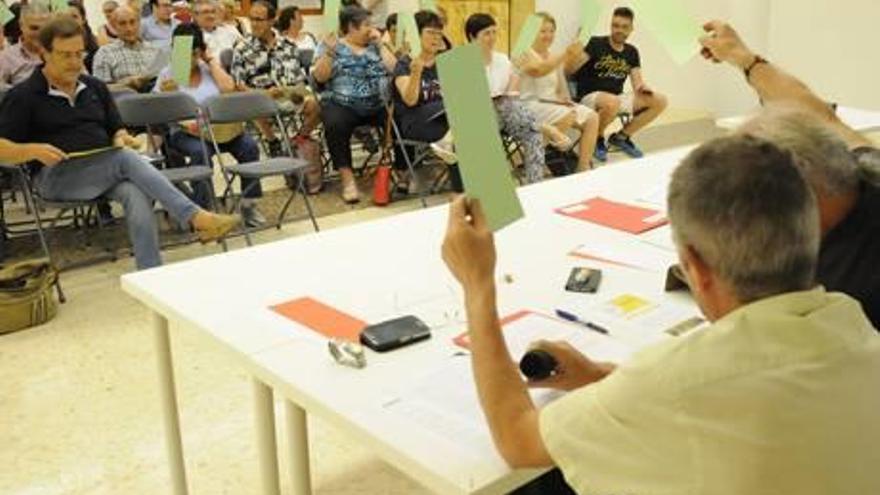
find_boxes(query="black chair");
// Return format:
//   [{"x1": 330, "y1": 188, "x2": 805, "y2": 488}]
[{"x1": 203, "y1": 92, "x2": 319, "y2": 246}]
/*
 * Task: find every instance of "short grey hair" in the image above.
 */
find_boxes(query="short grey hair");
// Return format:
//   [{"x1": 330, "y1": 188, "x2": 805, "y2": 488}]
[
  {"x1": 668, "y1": 135, "x2": 821, "y2": 303},
  {"x1": 21, "y1": 2, "x2": 52, "y2": 17},
  {"x1": 740, "y1": 106, "x2": 860, "y2": 196}
]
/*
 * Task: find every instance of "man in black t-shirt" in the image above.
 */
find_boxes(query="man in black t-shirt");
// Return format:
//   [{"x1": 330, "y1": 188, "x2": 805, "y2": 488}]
[{"x1": 564, "y1": 7, "x2": 667, "y2": 163}]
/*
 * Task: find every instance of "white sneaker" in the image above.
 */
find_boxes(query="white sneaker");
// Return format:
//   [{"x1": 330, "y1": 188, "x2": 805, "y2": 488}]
[{"x1": 431, "y1": 132, "x2": 457, "y2": 165}]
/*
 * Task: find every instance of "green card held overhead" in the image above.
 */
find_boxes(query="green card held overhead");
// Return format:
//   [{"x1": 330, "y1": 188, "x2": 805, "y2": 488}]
[
  {"x1": 420, "y1": 0, "x2": 438, "y2": 12},
  {"x1": 397, "y1": 11, "x2": 421, "y2": 58},
  {"x1": 578, "y1": 0, "x2": 602, "y2": 44},
  {"x1": 50, "y1": 0, "x2": 67, "y2": 12},
  {"x1": 511, "y1": 14, "x2": 543, "y2": 59},
  {"x1": 323, "y1": 0, "x2": 341, "y2": 34},
  {"x1": 0, "y1": 2, "x2": 14, "y2": 26},
  {"x1": 171, "y1": 35, "x2": 193, "y2": 88},
  {"x1": 631, "y1": 0, "x2": 704, "y2": 65},
  {"x1": 437, "y1": 44, "x2": 524, "y2": 232}
]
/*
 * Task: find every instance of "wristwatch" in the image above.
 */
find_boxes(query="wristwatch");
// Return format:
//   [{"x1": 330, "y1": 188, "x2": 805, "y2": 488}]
[{"x1": 744, "y1": 55, "x2": 768, "y2": 80}]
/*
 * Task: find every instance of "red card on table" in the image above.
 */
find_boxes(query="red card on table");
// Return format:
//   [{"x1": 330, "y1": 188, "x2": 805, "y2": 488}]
[
  {"x1": 556, "y1": 197, "x2": 668, "y2": 234},
  {"x1": 270, "y1": 297, "x2": 367, "y2": 342}
]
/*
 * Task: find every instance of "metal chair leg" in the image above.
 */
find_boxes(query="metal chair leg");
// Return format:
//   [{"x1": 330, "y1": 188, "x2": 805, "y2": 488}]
[{"x1": 18, "y1": 171, "x2": 66, "y2": 303}]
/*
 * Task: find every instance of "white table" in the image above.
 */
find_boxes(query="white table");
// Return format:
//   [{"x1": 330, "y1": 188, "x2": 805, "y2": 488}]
[
  {"x1": 122, "y1": 145, "x2": 698, "y2": 495},
  {"x1": 715, "y1": 105, "x2": 880, "y2": 132}
]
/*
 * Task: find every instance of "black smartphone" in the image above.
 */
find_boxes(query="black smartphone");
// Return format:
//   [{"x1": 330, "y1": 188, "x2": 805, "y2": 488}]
[
  {"x1": 565, "y1": 267, "x2": 602, "y2": 293},
  {"x1": 360, "y1": 316, "x2": 431, "y2": 352}
]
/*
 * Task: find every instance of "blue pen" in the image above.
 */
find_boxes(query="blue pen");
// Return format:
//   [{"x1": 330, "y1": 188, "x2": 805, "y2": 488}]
[{"x1": 555, "y1": 309, "x2": 610, "y2": 335}]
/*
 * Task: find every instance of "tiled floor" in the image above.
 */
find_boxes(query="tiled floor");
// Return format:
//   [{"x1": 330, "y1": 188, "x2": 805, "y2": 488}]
[{"x1": 9, "y1": 110, "x2": 864, "y2": 495}]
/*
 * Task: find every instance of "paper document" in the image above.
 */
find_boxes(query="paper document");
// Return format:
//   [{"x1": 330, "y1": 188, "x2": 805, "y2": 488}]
[
  {"x1": 511, "y1": 14, "x2": 543, "y2": 59},
  {"x1": 171, "y1": 35, "x2": 193, "y2": 88},
  {"x1": 570, "y1": 237, "x2": 677, "y2": 272},
  {"x1": 590, "y1": 294, "x2": 705, "y2": 346},
  {"x1": 578, "y1": 0, "x2": 602, "y2": 43},
  {"x1": 383, "y1": 312, "x2": 634, "y2": 455},
  {"x1": 270, "y1": 297, "x2": 367, "y2": 342},
  {"x1": 0, "y1": 3, "x2": 15, "y2": 26},
  {"x1": 67, "y1": 146, "x2": 119, "y2": 159},
  {"x1": 397, "y1": 11, "x2": 421, "y2": 58},
  {"x1": 630, "y1": 0, "x2": 703, "y2": 64},
  {"x1": 437, "y1": 44, "x2": 524, "y2": 231},
  {"x1": 556, "y1": 197, "x2": 668, "y2": 234},
  {"x1": 323, "y1": 0, "x2": 341, "y2": 33}
]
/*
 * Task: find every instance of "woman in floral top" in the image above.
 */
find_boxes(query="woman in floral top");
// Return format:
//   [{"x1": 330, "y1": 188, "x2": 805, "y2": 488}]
[{"x1": 313, "y1": 4, "x2": 396, "y2": 203}]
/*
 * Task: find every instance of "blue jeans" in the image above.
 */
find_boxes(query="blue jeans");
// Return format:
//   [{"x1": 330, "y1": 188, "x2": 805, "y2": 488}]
[
  {"x1": 166, "y1": 131, "x2": 263, "y2": 209},
  {"x1": 36, "y1": 148, "x2": 200, "y2": 270}
]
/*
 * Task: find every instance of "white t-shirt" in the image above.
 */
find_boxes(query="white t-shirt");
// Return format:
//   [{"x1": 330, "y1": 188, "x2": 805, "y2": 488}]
[
  {"x1": 540, "y1": 288, "x2": 880, "y2": 495},
  {"x1": 485, "y1": 51, "x2": 512, "y2": 97},
  {"x1": 203, "y1": 24, "x2": 242, "y2": 58}
]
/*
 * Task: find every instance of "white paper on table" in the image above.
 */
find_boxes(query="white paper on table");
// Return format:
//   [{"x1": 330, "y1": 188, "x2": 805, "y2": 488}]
[
  {"x1": 639, "y1": 225, "x2": 677, "y2": 253},
  {"x1": 379, "y1": 313, "x2": 634, "y2": 458},
  {"x1": 637, "y1": 182, "x2": 670, "y2": 208},
  {"x1": 588, "y1": 295, "x2": 706, "y2": 347},
  {"x1": 570, "y1": 237, "x2": 678, "y2": 272}
]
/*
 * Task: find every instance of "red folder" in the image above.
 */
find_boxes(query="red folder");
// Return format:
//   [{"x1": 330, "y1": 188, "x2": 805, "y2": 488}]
[
  {"x1": 555, "y1": 197, "x2": 668, "y2": 234},
  {"x1": 270, "y1": 297, "x2": 367, "y2": 342}
]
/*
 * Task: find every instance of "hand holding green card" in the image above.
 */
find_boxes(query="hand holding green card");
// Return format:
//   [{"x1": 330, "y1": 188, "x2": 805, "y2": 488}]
[
  {"x1": 437, "y1": 44, "x2": 524, "y2": 232},
  {"x1": 630, "y1": 0, "x2": 703, "y2": 64},
  {"x1": 511, "y1": 14, "x2": 543, "y2": 59},
  {"x1": 171, "y1": 35, "x2": 193, "y2": 88},
  {"x1": 578, "y1": 0, "x2": 602, "y2": 44}
]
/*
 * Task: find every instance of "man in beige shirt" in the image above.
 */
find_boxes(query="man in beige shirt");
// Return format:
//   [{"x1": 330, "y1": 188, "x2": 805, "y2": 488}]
[{"x1": 442, "y1": 131, "x2": 880, "y2": 494}]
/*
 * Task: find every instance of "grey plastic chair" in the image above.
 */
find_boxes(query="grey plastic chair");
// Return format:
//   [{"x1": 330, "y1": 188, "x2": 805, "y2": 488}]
[
  {"x1": 203, "y1": 92, "x2": 319, "y2": 246},
  {"x1": 115, "y1": 92, "x2": 228, "y2": 247}
]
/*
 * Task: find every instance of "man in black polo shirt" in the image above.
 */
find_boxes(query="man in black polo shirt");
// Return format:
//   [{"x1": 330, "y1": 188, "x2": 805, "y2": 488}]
[
  {"x1": 564, "y1": 7, "x2": 667, "y2": 163},
  {"x1": 0, "y1": 16, "x2": 238, "y2": 270},
  {"x1": 701, "y1": 21, "x2": 880, "y2": 329}
]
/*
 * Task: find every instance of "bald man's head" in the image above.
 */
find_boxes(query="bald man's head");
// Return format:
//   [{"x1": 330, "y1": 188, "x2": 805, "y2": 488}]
[{"x1": 113, "y1": 5, "x2": 142, "y2": 43}]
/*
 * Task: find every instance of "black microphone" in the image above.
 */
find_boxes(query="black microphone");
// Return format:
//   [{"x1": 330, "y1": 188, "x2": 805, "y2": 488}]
[{"x1": 519, "y1": 350, "x2": 558, "y2": 381}]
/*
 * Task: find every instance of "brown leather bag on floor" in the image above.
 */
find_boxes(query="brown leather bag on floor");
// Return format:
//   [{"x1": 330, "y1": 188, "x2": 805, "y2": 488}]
[{"x1": 0, "y1": 259, "x2": 59, "y2": 335}]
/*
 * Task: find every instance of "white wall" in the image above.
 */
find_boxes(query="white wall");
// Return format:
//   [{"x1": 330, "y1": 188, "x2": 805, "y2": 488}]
[{"x1": 768, "y1": 0, "x2": 880, "y2": 111}]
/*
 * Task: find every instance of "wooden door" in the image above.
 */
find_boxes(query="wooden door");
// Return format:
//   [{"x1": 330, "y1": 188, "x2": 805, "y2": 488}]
[{"x1": 438, "y1": 0, "x2": 534, "y2": 55}]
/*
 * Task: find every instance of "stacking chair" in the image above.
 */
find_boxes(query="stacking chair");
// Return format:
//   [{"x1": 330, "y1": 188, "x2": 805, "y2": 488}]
[
  {"x1": 202, "y1": 92, "x2": 319, "y2": 246},
  {"x1": 388, "y1": 108, "x2": 434, "y2": 208},
  {"x1": 115, "y1": 92, "x2": 227, "y2": 248}
]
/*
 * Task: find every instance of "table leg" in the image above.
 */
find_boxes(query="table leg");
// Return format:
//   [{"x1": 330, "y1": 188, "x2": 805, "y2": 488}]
[
  {"x1": 152, "y1": 312, "x2": 189, "y2": 495},
  {"x1": 253, "y1": 378, "x2": 282, "y2": 495},
  {"x1": 285, "y1": 400, "x2": 312, "y2": 495}
]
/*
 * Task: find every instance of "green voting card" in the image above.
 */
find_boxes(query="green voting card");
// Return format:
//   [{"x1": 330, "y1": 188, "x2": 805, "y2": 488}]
[
  {"x1": 437, "y1": 44, "x2": 524, "y2": 232},
  {"x1": 323, "y1": 0, "x2": 341, "y2": 34},
  {"x1": 171, "y1": 35, "x2": 193, "y2": 88},
  {"x1": 511, "y1": 14, "x2": 542, "y2": 59},
  {"x1": 0, "y1": 2, "x2": 14, "y2": 26},
  {"x1": 631, "y1": 0, "x2": 703, "y2": 64},
  {"x1": 578, "y1": 0, "x2": 602, "y2": 44},
  {"x1": 50, "y1": 0, "x2": 67, "y2": 12},
  {"x1": 420, "y1": 0, "x2": 438, "y2": 12},
  {"x1": 397, "y1": 11, "x2": 421, "y2": 58}
]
